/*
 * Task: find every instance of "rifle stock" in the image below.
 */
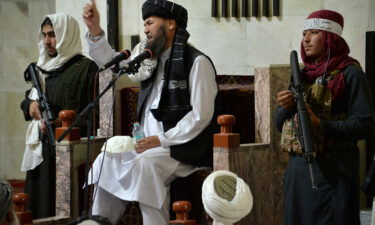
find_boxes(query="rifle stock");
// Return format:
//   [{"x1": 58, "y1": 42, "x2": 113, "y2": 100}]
[
  {"x1": 25, "y1": 63, "x2": 56, "y2": 146},
  {"x1": 290, "y1": 50, "x2": 317, "y2": 189}
]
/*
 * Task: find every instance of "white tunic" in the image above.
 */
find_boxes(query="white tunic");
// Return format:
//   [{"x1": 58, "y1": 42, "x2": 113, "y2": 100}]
[{"x1": 86, "y1": 34, "x2": 217, "y2": 209}]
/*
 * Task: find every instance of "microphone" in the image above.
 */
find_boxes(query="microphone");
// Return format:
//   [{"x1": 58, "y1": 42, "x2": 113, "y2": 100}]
[
  {"x1": 98, "y1": 49, "x2": 131, "y2": 72},
  {"x1": 122, "y1": 49, "x2": 153, "y2": 70}
]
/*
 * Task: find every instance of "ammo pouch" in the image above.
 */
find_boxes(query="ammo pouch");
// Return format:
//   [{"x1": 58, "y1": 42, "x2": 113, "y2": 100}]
[{"x1": 280, "y1": 118, "x2": 303, "y2": 154}]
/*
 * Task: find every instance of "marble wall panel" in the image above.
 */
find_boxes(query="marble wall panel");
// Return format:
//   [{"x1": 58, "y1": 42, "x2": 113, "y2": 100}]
[
  {"x1": 1, "y1": 1, "x2": 33, "y2": 48},
  {"x1": 1, "y1": 47, "x2": 36, "y2": 92},
  {"x1": 2, "y1": 91, "x2": 29, "y2": 180},
  {"x1": 0, "y1": 90, "x2": 28, "y2": 179},
  {"x1": 254, "y1": 68, "x2": 270, "y2": 143},
  {"x1": 56, "y1": 143, "x2": 72, "y2": 218},
  {"x1": 5, "y1": 91, "x2": 29, "y2": 137},
  {"x1": 4, "y1": 137, "x2": 27, "y2": 179},
  {"x1": 213, "y1": 143, "x2": 285, "y2": 225},
  {"x1": 99, "y1": 72, "x2": 114, "y2": 137},
  {"x1": 240, "y1": 144, "x2": 283, "y2": 225}
]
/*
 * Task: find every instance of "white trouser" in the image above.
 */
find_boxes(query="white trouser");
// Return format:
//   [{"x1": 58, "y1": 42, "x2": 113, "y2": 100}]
[{"x1": 91, "y1": 186, "x2": 170, "y2": 225}]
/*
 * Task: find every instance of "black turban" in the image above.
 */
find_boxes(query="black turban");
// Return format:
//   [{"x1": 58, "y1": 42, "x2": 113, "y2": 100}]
[{"x1": 142, "y1": 0, "x2": 188, "y2": 29}]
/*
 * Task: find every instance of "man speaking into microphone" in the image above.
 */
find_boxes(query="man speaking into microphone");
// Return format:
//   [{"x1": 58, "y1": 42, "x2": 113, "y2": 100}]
[{"x1": 83, "y1": 0, "x2": 220, "y2": 224}]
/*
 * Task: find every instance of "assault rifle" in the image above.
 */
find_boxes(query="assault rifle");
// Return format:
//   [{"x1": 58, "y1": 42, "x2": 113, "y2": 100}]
[
  {"x1": 290, "y1": 50, "x2": 317, "y2": 189},
  {"x1": 24, "y1": 63, "x2": 56, "y2": 146}
]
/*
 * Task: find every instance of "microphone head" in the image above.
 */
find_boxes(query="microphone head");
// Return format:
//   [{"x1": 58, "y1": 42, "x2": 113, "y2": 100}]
[
  {"x1": 120, "y1": 49, "x2": 131, "y2": 59},
  {"x1": 143, "y1": 49, "x2": 153, "y2": 59}
]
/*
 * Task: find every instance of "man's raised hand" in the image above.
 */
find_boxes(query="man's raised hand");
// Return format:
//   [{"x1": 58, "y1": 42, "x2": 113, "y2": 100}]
[{"x1": 83, "y1": 0, "x2": 102, "y2": 36}]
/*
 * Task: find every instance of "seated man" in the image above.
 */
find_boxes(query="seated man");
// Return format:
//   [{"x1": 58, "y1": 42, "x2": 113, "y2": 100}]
[{"x1": 82, "y1": 0, "x2": 220, "y2": 224}]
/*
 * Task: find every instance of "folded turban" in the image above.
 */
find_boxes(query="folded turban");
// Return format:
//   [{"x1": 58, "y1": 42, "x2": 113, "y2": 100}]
[
  {"x1": 0, "y1": 179, "x2": 12, "y2": 223},
  {"x1": 202, "y1": 170, "x2": 253, "y2": 225},
  {"x1": 142, "y1": 0, "x2": 188, "y2": 29}
]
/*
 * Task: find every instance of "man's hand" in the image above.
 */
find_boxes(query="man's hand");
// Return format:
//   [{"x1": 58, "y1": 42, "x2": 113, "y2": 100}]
[
  {"x1": 135, "y1": 136, "x2": 161, "y2": 154},
  {"x1": 83, "y1": 0, "x2": 102, "y2": 37},
  {"x1": 305, "y1": 104, "x2": 320, "y2": 129},
  {"x1": 293, "y1": 104, "x2": 320, "y2": 130},
  {"x1": 40, "y1": 118, "x2": 61, "y2": 134},
  {"x1": 277, "y1": 90, "x2": 296, "y2": 112},
  {"x1": 29, "y1": 101, "x2": 41, "y2": 120}
]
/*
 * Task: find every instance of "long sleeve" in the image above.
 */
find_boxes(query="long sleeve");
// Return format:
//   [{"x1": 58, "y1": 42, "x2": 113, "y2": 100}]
[
  {"x1": 20, "y1": 88, "x2": 34, "y2": 121},
  {"x1": 274, "y1": 106, "x2": 296, "y2": 132},
  {"x1": 157, "y1": 56, "x2": 217, "y2": 147},
  {"x1": 86, "y1": 32, "x2": 116, "y2": 67},
  {"x1": 321, "y1": 66, "x2": 375, "y2": 141}
]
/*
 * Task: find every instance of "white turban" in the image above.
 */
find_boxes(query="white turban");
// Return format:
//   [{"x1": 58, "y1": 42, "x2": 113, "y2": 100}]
[
  {"x1": 37, "y1": 13, "x2": 82, "y2": 71},
  {"x1": 202, "y1": 170, "x2": 253, "y2": 225},
  {"x1": 77, "y1": 219, "x2": 100, "y2": 225}
]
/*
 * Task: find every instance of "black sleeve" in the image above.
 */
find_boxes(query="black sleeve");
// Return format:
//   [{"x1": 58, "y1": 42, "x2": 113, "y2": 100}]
[
  {"x1": 274, "y1": 106, "x2": 295, "y2": 132},
  {"x1": 20, "y1": 88, "x2": 34, "y2": 121},
  {"x1": 274, "y1": 77, "x2": 296, "y2": 132},
  {"x1": 79, "y1": 60, "x2": 99, "y2": 136},
  {"x1": 321, "y1": 66, "x2": 375, "y2": 141}
]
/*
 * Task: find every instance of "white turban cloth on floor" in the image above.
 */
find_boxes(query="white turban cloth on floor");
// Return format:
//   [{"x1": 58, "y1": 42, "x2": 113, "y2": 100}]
[
  {"x1": 101, "y1": 136, "x2": 136, "y2": 154},
  {"x1": 202, "y1": 170, "x2": 253, "y2": 225}
]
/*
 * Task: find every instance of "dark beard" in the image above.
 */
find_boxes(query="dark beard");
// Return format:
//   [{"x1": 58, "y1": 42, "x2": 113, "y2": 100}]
[
  {"x1": 48, "y1": 52, "x2": 58, "y2": 57},
  {"x1": 146, "y1": 25, "x2": 167, "y2": 57}
]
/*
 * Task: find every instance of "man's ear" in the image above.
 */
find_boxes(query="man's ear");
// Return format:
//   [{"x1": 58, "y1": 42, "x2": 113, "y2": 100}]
[{"x1": 167, "y1": 19, "x2": 177, "y2": 31}]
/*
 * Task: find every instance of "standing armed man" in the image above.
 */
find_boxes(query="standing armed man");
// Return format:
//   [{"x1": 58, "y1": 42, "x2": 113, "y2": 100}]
[
  {"x1": 275, "y1": 10, "x2": 375, "y2": 225},
  {"x1": 20, "y1": 13, "x2": 98, "y2": 219}
]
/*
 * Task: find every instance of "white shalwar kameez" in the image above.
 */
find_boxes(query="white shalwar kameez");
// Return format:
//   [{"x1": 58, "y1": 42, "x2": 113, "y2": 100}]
[{"x1": 86, "y1": 34, "x2": 217, "y2": 225}]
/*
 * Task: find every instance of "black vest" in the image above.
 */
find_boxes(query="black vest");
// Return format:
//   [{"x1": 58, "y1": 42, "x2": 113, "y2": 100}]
[{"x1": 136, "y1": 45, "x2": 221, "y2": 167}]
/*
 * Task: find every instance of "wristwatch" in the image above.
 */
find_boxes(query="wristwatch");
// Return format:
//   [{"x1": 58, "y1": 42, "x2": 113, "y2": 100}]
[{"x1": 89, "y1": 30, "x2": 104, "y2": 41}]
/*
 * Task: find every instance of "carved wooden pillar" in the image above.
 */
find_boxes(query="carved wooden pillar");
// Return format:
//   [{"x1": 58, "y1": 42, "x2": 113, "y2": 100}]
[
  {"x1": 169, "y1": 201, "x2": 196, "y2": 225},
  {"x1": 213, "y1": 115, "x2": 240, "y2": 171},
  {"x1": 55, "y1": 110, "x2": 80, "y2": 142},
  {"x1": 13, "y1": 193, "x2": 32, "y2": 225}
]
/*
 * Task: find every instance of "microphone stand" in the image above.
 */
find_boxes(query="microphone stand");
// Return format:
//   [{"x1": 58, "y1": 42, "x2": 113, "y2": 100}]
[{"x1": 57, "y1": 64, "x2": 140, "y2": 224}]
